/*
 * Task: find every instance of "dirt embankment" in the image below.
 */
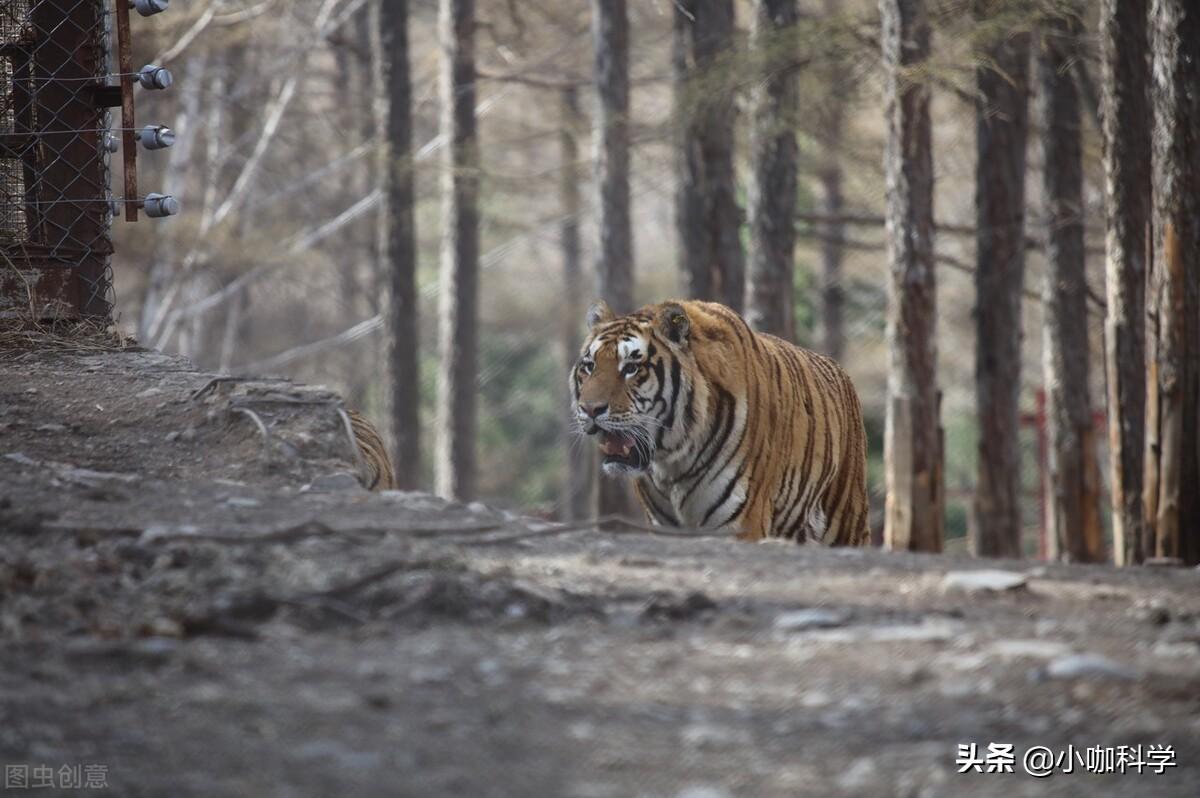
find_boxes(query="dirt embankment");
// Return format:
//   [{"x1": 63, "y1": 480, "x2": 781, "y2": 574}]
[{"x1": 1, "y1": 348, "x2": 1199, "y2": 797}]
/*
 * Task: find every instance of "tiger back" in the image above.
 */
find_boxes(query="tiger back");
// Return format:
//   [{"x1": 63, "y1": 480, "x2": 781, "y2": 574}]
[{"x1": 570, "y1": 299, "x2": 869, "y2": 545}]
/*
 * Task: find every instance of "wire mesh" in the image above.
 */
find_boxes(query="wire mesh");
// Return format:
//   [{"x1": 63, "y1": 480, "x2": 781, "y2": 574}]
[{"x1": 0, "y1": 0, "x2": 113, "y2": 318}]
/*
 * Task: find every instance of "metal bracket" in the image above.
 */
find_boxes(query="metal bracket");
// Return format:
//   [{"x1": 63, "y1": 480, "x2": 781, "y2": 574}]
[{"x1": 114, "y1": 0, "x2": 138, "y2": 221}]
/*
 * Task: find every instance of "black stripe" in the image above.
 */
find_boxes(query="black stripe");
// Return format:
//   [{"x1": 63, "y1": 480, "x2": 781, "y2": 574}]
[
  {"x1": 829, "y1": 399, "x2": 866, "y2": 537},
  {"x1": 775, "y1": 467, "x2": 796, "y2": 515},
  {"x1": 700, "y1": 464, "x2": 744, "y2": 527},
  {"x1": 712, "y1": 494, "x2": 748, "y2": 530},
  {"x1": 691, "y1": 413, "x2": 748, "y2": 512},
  {"x1": 794, "y1": 357, "x2": 817, "y2": 498},
  {"x1": 681, "y1": 385, "x2": 735, "y2": 483},
  {"x1": 649, "y1": 357, "x2": 666, "y2": 406},
  {"x1": 638, "y1": 481, "x2": 678, "y2": 526},
  {"x1": 783, "y1": 500, "x2": 809, "y2": 540},
  {"x1": 657, "y1": 357, "x2": 682, "y2": 447}
]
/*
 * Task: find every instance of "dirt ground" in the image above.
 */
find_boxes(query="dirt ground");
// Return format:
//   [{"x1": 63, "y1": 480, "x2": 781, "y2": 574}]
[{"x1": 1, "y1": 345, "x2": 1199, "y2": 797}]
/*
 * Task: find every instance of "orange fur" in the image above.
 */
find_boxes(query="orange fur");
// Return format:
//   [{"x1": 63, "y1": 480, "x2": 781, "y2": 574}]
[
  {"x1": 571, "y1": 300, "x2": 869, "y2": 545},
  {"x1": 347, "y1": 409, "x2": 395, "y2": 491}
]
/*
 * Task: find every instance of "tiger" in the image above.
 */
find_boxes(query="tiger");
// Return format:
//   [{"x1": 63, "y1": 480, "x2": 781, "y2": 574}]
[
  {"x1": 346, "y1": 408, "x2": 395, "y2": 491},
  {"x1": 570, "y1": 299, "x2": 869, "y2": 545}
]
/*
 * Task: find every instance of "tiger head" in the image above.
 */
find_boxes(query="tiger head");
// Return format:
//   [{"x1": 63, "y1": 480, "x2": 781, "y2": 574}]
[{"x1": 570, "y1": 299, "x2": 693, "y2": 476}]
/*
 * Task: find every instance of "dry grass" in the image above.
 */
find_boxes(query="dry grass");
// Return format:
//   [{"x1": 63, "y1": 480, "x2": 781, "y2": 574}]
[
  {"x1": 1, "y1": 246, "x2": 136, "y2": 355},
  {"x1": 0, "y1": 313, "x2": 137, "y2": 355}
]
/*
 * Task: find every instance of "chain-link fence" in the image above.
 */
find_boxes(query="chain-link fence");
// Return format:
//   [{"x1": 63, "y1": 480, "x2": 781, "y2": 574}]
[{"x1": 0, "y1": 0, "x2": 114, "y2": 318}]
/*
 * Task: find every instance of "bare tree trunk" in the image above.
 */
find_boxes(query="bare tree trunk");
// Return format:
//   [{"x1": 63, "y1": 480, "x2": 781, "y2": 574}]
[
  {"x1": 1100, "y1": 0, "x2": 1149, "y2": 565},
  {"x1": 745, "y1": 0, "x2": 798, "y2": 340},
  {"x1": 971, "y1": 6, "x2": 1030, "y2": 559},
  {"x1": 334, "y1": 5, "x2": 369, "y2": 410},
  {"x1": 434, "y1": 0, "x2": 479, "y2": 501},
  {"x1": 818, "y1": 0, "x2": 847, "y2": 361},
  {"x1": 592, "y1": 0, "x2": 633, "y2": 315},
  {"x1": 140, "y1": 53, "x2": 205, "y2": 343},
  {"x1": 592, "y1": 0, "x2": 637, "y2": 517},
  {"x1": 818, "y1": 162, "x2": 845, "y2": 359},
  {"x1": 673, "y1": 1, "x2": 705, "y2": 301},
  {"x1": 367, "y1": 0, "x2": 388, "y2": 316},
  {"x1": 560, "y1": 86, "x2": 594, "y2": 521},
  {"x1": 880, "y1": 0, "x2": 942, "y2": 553},
  {"x1": 1038, "y1": 9, "x2": 1104, "y2": 563},
  {"x1": 676, "y1": 0, "x2": 745, "y2": 311},
  {"x1": 381, "y1": 0, "x2": 421, "y2": 490},
  {"x1": 1144, "y1": 0, "x2": 1200, "y2": 564}
]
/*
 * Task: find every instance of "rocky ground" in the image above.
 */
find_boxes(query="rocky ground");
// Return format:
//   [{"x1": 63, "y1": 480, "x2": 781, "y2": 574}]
[{"x1": 1, "y1": 344, "x2": 1199, "y2": 797}]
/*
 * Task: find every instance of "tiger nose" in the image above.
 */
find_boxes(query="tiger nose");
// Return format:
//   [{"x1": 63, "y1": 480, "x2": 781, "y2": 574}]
[{"x1": 579, "y1": 401, "x2": 608, "y2": 419}]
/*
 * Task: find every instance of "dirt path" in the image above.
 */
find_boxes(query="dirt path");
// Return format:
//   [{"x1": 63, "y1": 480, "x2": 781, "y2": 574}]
[{"x1": 1, "y1": 348, "x2": 1198, "y2": 797}]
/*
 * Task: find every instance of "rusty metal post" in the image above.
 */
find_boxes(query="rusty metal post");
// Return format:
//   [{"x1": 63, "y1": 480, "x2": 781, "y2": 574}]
[
  {"x1": 1, "y1": 0, "x2": 114, "y2": 319},
  {"x1": 114, "y1": 0, "x2": 136, "y2": 222}
]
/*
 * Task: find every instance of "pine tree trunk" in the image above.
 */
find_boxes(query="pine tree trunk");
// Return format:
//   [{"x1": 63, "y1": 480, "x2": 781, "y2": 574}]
[
  {"x1": 746, "y1": 0, "x2": 798, "y2": 341},
  {"x1": 381, "y1": 0, "x2": 421, "y2": 491},
  {"x1": 560, "y1": 87, "x2": 594, "y2": 521},
  {"x1": 434, "y1": 0, "x2": 479, "y2": 501},
  {"x1": 334, "y1": 5, "x2": 371, "y2": 410},
  {"x1": 971, "y1": 7, "x2": 1030, "y2": 559},
  {"x1": 1038, "y1": 10, "x2": 1104, "y2": 563},
  {"x1": 367, "y1": 0, "x2": 389, "y2": 315},
  {"x1": 818, "y1": 0, "x2": 847, "y2": 361},
  {"x1": 1100, "y1": 0, "x2": 1149, "y2": 565},
  {"x1": 592, "y1": 0, "x2": 637, "y2": 517},
  {"x1": 819, "y1": 162, "x2": 844, "y2": 360},
  {"x1": 880, "y1": 0, "x2": 942, "y2": 553},
  {"x1": 1145, "y1": 0, "x2": 1200, "y2": 564},
  {"x1": 673, "y1": 1, "x2": 705, "y2": 302},
  {"x1": 675, "y1": 0, "x2": 745, "y2": 311},
  {"x1": 592, "y1": 0, "x2": 633, "y2": 315}
]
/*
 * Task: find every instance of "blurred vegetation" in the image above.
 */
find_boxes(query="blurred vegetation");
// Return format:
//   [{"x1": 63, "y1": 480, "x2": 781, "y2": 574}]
[{"x1": 112, "y1": 0, "x2": 1113, "y2": 551}]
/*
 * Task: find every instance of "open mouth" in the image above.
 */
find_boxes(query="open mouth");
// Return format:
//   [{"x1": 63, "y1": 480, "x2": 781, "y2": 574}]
[{"x1": 597, "y1": 429, "x2": 648, "y2": 470}]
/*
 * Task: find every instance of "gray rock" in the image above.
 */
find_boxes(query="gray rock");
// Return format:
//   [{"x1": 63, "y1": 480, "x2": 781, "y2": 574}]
[
  {"x1": 304, "y1": 472, "x2": 364, "y2": 492},
  {"x1": 56, "y1": 465, "x2": 138, "y2": 485},
  {"x1": 1151, "y1": 641, "x2": 1199, "y2": 659},
  {"x1": 803, "y1": 619, "x2": 962, "y2": 644},
  {"x1": 1144, "y1": 557, "x2": 1185, "y2": 568},
  {"x1": 774, "y1": 608, "x2": 850, "y2": 631},
  {"x1": 1138, "y1": 604, "x2": 1171, "y2": 625},
  {"x1": 836, "y1": 757, "x2": 879, "y2": 791},
  {"x1": 1044, "y1": 654, "x2": 1136, "y2": 681},
  {"x1": 4, "y1": 452, "x2": 38, "y2": 467},
  {"x1": 942, "y1": 569, "x2": 1028, "y2": 593},
  {"x1": 132, "y1": 637, "x2": 181, "y2": 657},
  {"x1": 986, "y1": 639, "x2": 1074, "y2": 659},
  {"x1": 140, "y1": 523, "x2": 199, "y2": 543},
  {"x1": 642, "y1": 591, "x2": 717, "y2": 621},
  {"x1": 676, "y1": 787, "x2": 733, "y2": 798}
]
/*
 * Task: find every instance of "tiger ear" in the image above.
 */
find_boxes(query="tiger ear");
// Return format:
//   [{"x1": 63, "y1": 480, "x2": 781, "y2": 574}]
[
  {"x1": 657, "y1": 302, "x2": 690, "y2": 345},
  {"x1": 586, "y1": 300, "x2": 615, "y2": 329}
]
